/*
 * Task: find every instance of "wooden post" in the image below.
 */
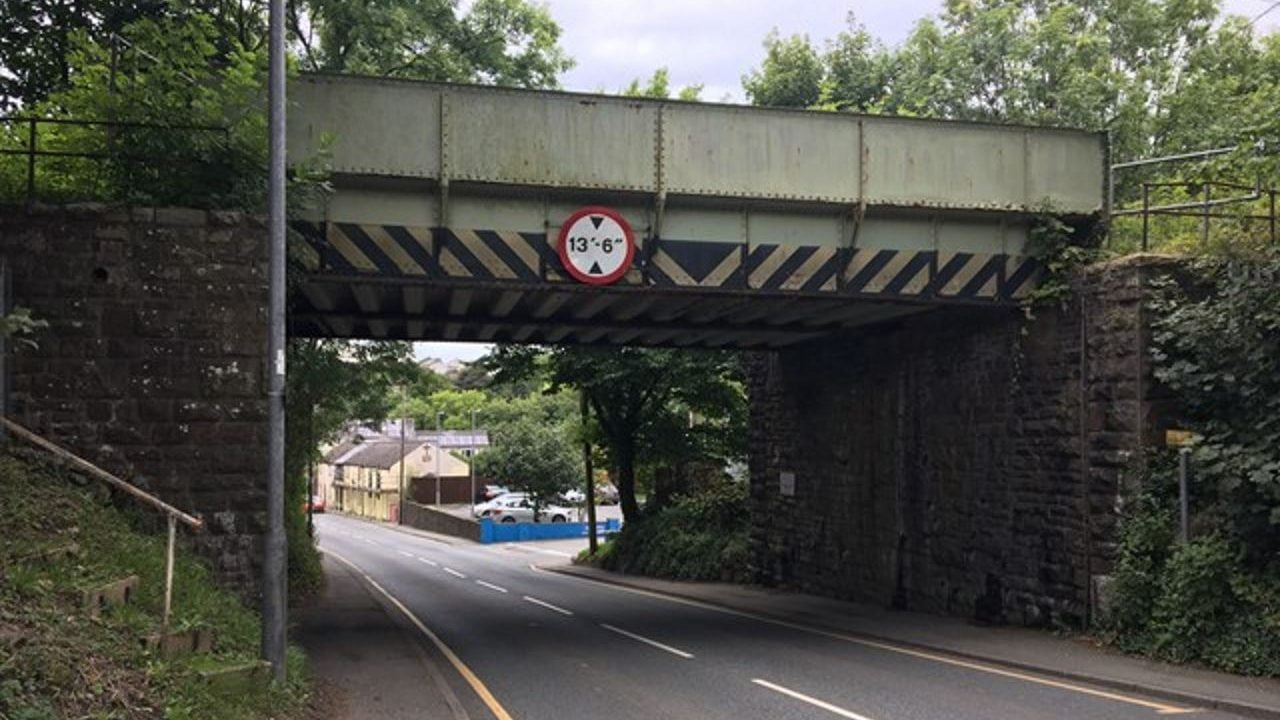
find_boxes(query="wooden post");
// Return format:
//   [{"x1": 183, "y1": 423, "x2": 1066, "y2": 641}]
[{"x1": 163, "y1": 515, "x2": 176, "y2": 630}]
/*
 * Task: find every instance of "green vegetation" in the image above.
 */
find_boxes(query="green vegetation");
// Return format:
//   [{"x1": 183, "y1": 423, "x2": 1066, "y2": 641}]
[
  {"x1": 285, "y1": 340, "x2": 420, "y2": 601},
  {"x1": 740, "y1": 2, "x2": 1280, "y2": 252},
  {"x1": 485, "y1": 347, "x2": 747, "y2": 522},
  {"x1": 582, "y1": 478, "x2": 749, "y2": 583},
  {"x1": 1102, "y1": 249, "x2": 1280, "y2": 676},
  {"x1": 0, "y1": 449, "x2": 308, "y2": 718},
  {"x1": 473, "y1": 417, "x2": 579, "y2": 518}
]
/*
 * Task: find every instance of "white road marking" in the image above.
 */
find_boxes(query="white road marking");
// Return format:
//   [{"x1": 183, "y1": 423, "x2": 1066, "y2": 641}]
[
  {"x1": 522, "y1": 595, "x2": 574, "y2": 616},
  {"x1": 476, "y1": 580, "x2": 508, "y2": 593},
  {"x1": 599, "y1": 623, "x2": 693, "y2": 659},
  {"x1": 540, "y1": 568, "x2": 1197, "y2": 716},
  {"x1": 752, "y1": 679, "x2": 876, "y2": 720},
  {"x1": 505, "y1": 543, "x2": 573, "y2": 558},
  {"x1": 417, "y1": 557, "x2": 438, "y2": 567},
  {"x1": 444, "y1": 567, "x2": 467, "y2": 579},
  {"x1": 397, "y1": 550, "x2": 414, "y2": 558}
]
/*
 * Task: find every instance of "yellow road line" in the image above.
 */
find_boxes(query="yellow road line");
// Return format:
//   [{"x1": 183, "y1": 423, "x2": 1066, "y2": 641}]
[
  {"x1": 534, "y1": 566, "x2": 1196, "y2": 716},
  {"x1": 325, "y1": 549, "x2": 514, "y2": 720}
]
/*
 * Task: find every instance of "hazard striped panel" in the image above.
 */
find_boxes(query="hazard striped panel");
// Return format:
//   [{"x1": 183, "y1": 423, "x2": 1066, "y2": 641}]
[
  {"x1": 747, "y1": 244, "x2": 842, "y2": 292},
  {"x1": 293, "y1": 221, "x2": 438, "y2": 276},
  {"x1": 1002, "y1": 255, "x2": 1043, "y2": 301},
  {"x1": 647, "y1": 240, "x2": 743, "y2": 288},
  {"x1": 842, "y1": 248, "x2": 933, "y2": 297},
  {"x1": 929, "y1": 251, "x2": 1003, "y2": 300},
  {"x1": 437, "y1": 228, "x2": 545, "y2": 282},
  {"x1": 289, "y1": 220, "x2": 324, "y2": 272}
]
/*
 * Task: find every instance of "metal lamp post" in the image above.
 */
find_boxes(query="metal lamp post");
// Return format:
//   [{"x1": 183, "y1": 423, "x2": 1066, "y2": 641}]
[{"x1": 261, "y1": 0, "x2": 287, "y2": 682}]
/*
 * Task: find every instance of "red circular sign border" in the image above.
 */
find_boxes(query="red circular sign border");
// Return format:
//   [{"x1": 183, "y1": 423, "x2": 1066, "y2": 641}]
[{"x1": 556, "y1": 206, "x2": 637, "y2": 286}]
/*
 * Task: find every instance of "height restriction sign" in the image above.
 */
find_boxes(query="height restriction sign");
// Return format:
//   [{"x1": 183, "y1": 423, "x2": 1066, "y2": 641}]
[{"x1": 557, "y1": 206, "x2": 636, "y2": 285}]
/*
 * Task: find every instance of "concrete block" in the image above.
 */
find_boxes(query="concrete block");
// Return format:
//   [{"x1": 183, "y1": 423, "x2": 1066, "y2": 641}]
[{"x1": 82, "y1": 575, "x2": 140, "y2": 618}]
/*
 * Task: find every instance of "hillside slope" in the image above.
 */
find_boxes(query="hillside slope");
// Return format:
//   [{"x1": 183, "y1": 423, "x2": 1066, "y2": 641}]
[{"x1": 0, "y1": 449, "x2": 308, "y2": 719}]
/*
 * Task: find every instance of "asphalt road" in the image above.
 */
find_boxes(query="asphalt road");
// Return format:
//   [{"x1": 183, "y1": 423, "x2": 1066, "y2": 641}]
[{"x1": 313, "y1": 513, "x2": 1246, "y2": 720}]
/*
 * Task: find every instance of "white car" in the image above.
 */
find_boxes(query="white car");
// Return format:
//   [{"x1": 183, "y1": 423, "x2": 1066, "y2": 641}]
[
  {"x1": 473, "y1": 492, "x2": 528, "y2": 518},
  {"x1": 488, "y1": 497, "x2": 574, "y2": 524},
  {"x1": 560, "y1": 488, "x2": 585, "y2": 504}
]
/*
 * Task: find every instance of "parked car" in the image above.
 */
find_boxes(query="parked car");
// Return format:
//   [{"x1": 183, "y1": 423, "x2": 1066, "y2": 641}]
[
  {"x1": 595, "y1": 483, "x2": 619, "y2": 505},
  {"x1": 489, "y1": 497, "x2": 574, "y2": 524},
  {"x1": 473, "y1": 492, "x2": 527, "y2": 518},
  {"x1": 305, "y1": 494, "x2": 326, "y2": 514},
  {"x1": 479, "y1": 484, "x2": 509, "y2": 501}
]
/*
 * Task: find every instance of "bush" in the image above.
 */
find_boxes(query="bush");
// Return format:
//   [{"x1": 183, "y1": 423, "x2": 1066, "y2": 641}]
[
  {"x1": 585, "y1": 481, "x2": 749, "y2": 583},
  {"x1": 1105, "y1": 487, "x2": 1280, "y2": 676}
]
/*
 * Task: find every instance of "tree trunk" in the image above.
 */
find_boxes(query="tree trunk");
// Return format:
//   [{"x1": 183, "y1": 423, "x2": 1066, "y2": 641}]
[{"x1": 614, "y1": 438, "x2": 640, "y2": 522}]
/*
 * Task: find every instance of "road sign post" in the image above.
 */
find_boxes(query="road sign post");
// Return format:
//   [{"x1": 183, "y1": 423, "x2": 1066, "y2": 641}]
[{"x1": 557, "y1": 206, "x2": 636, "y2": 285}]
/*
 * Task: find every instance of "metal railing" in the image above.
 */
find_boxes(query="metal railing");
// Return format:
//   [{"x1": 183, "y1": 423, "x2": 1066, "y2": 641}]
[
  {"x1": 1113, "y1": 179, "x2": 1278, "y2": 251},
  {"x1": 0, "y1": 116, "x2": 229, "y2": 207},
  {"x1": 1109, "y1": 144, "x2": 1278, "y2": 251},
  {"x1": 1, "y1": 416, "x2": 203, "y2": 629}
]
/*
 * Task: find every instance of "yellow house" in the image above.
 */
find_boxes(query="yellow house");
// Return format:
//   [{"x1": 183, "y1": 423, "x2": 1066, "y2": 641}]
[{"x1": 321, "y1": 438, "x2": 469, "y2": 521}]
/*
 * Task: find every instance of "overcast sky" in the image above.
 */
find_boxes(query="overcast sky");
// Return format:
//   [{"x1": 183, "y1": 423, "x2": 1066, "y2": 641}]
[{"x1": 417, "y1": 0, "x2": 1279, "y2": 364}]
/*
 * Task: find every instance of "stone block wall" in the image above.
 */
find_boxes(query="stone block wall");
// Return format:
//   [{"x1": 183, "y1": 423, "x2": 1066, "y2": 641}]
[
  {"x1": 748, "y1": 256, "x2": 1183, "y2": 628},
  {"x1": 1, "y1": 204, "x2": 268, "y2": 594}
]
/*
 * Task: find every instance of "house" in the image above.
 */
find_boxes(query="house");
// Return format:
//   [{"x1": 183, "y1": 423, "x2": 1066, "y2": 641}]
[{"x1": 317, "y1": 433, "x2": 474, "y2": 521}]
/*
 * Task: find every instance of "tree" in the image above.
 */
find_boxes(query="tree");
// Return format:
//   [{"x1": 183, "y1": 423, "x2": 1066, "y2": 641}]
[
  {"x1": 819, "y1": 15, "x2": 892, "y2": 111},
  {"x1": 0, "y1": 12, "x2": 268, "y2": 208},
  {"x1": 621, "y1": 67, "x2": 703, "y2": 101},
  {"x1": 0, "y1": 1, "x2": 268, "y2": 111},
  {"x1": 742, "y1": 31, "x2": 823, "y2": 108},
  {"x1": 473, "y1": 417, "x2": 578, "y2": 520},
  {"x1": 288, "y1": 0, "x2": 572, "y2": 88},
  {"x1": 485, "y1": 346, "x2": 747, "y2": 522}
]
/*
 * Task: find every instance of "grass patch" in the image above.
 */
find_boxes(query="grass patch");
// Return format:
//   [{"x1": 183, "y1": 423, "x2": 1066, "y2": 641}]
[
  {"x1": 579, "y1": 481, "x2": 750, "y2": 583},
  {"x1": 0, "y1": 449, "x2": 310, "y2": 718}
]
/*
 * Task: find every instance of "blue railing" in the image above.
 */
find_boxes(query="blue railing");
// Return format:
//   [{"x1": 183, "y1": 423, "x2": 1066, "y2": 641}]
[{"x1": 479, "y1": 518, "x2": 621, "y2": 544}]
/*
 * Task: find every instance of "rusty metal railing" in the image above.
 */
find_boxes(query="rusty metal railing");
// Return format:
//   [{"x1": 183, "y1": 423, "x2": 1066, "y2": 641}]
[{"x1": 1, "y1": 416, "x2": 203, "y2": 629}]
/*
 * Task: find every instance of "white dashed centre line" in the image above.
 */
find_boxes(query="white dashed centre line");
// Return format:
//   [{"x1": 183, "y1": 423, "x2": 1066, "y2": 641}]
[
  {"x1": 417, "y1": 557, "x2": 438, "y2": 567},
  {"x1": 599, "y1": 623, "x2": 693, "y2": 659},
  {"x1": 397, "y1": 550, "x2": 414, "y2": 558},
  {"x1": 752, "y1": 679, "x2": 876, "y2": 720},
  {"x1": 444, "y1": 567, "x2": 467, "y2": 579},
  {"x1": 522, "y1": 596, "x2": 574, "y2": 616},
  {"x1": 476, "y1": 580, "x2": 508, "y2": 593}
]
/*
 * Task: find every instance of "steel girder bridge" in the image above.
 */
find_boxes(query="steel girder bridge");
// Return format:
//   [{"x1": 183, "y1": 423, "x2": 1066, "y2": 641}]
[{"x1": 286, "y1": 74, "x2": 1105, "y2": 349}]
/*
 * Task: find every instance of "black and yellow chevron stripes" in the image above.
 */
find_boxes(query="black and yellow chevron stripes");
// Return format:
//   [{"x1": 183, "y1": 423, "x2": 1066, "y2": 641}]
[
  {"x1": 437, "y1": 228, "x2": 544, "y2": 281},
  {"x1": 843, "y1": 247, "x2": 932, "y2": 296},
  {"x1": 1002, "y1": 255, "x2": 1043, "y2": 301},
  {"x1": 748, "y1": 244, "x2": 841, "y2": 292},
  {"x1": 289, "y1": 221, "x2": 1041, "y2": 303},
  {"x1": 648, "y1": 240, "x2": 743, "y2": 288}
]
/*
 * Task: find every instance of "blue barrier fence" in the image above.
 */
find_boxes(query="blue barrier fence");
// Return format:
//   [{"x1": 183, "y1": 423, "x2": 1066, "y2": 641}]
[{"x1": 479, "y1": 517, "x2": 621, "y2": 544}]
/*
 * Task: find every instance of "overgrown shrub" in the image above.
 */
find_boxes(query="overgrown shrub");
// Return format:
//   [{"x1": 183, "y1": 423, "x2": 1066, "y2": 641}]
[
  {"x1": 1104, "y1": 249, "x2": 1280, "y2": 676},
  {"x1": 585, "y1": 481, "x2": 749, "y2": 583}
]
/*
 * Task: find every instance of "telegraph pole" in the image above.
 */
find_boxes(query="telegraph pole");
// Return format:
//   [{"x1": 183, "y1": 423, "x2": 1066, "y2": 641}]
[
  {"x1": 261, "y1": 0, "x2": 288, "y2": 682},
  {"x1": 469, "y1": 409, "x2": 477, "y2": 515},
  {"x1": 434, "y1": 411, "x2": 443, "y2": 505},
  {"x1": 581, "y1": 391, "x2": 597, "y2": 554}
]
